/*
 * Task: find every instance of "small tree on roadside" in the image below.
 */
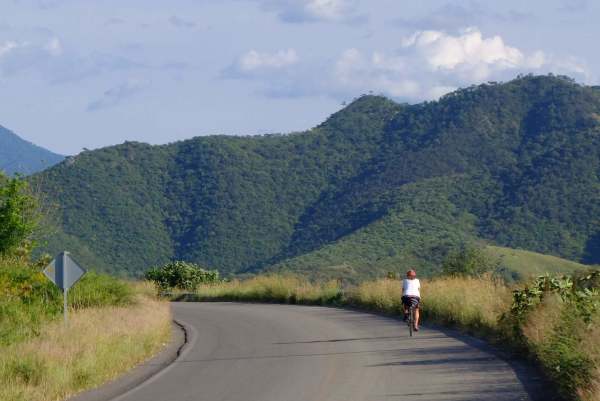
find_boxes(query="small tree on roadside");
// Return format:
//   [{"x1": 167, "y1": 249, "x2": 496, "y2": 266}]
[
  {"x1": 145, "y1": 261, "x2": 219, "y2": 293},
  {"x1": 441, "y1": 244, "x2": 499, "y2": 277},
  {"x1": 0, "y1": 174, "x2": 40, "y2": 256}
]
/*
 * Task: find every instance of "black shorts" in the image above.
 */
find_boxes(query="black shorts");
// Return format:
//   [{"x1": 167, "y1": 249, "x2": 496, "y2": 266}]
[{"x1": 402, "y1": 295, "x2": 420, "y2": 309}]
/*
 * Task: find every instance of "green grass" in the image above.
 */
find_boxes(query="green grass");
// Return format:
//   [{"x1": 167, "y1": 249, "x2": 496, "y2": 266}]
[
  {"x1": 69, "y1": 272, "x2": 134, "y2": 309},
  {"x1": 486, "y1": 245, "x2": 590, "y2": 279}
]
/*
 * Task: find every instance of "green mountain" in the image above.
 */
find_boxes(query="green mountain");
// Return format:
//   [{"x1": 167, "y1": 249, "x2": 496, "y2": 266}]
[
  {"x1": 32, "y1": 76, "x2": 600, "y2": 278},
  {"x1": 0, "y1": 125, "x2": 64, "y2": 175}
]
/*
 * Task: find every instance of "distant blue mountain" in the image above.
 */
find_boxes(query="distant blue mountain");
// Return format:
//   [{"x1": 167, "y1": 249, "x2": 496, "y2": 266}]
[{"x1": 0, "y1": 125, "x2": 64, "y2": 175}]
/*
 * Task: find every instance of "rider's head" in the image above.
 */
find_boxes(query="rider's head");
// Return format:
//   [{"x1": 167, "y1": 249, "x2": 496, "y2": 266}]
[{"x1": 406, "y1": 269, "x2": 417, "y2": 279}]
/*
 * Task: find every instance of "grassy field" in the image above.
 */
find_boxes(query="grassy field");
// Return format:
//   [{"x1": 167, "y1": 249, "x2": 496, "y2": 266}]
[
  {"x1": 486, "y1": 245, "x2": 589, "y2": 279},
  {"x1": 0, "y1": 258, "x2": 171, "y2": 401},
  {"x1": 189, "y1": 274, "x2": 599, "y2": 401}
]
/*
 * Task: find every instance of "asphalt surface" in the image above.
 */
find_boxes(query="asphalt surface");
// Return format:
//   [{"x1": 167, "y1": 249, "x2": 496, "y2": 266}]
[{"x1": 112, "y1": 302, "x2": 546, "y2": 401}]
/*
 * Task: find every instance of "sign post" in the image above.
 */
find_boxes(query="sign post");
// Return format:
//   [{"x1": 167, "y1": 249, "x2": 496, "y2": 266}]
[{"x1": 43, "y1": 251, "x2": 86, "y2": 324}]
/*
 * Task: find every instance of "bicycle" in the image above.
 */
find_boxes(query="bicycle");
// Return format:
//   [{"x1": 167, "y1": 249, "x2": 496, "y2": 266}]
[{"x1": 406, "y1": 304, "x2": 416, "y2": 337}]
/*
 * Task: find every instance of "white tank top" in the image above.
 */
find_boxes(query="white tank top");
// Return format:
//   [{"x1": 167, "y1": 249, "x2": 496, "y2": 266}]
[{"x1": 402, "y1": 278, "x2": 420, "y2": 297}]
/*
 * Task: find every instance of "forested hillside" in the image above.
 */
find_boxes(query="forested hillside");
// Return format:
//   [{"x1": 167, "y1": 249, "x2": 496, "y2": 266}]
[
  {"x1": 0, "y1": 125, "x2": 64, "y2": 175},
  {"x1": 32, "y1": 76, "x2": 600, "y2": 277}
]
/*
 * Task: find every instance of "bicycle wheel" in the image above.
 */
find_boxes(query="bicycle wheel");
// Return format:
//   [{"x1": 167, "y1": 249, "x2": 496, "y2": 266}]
[{"x1": 408, "y1": 307, "x2": 414, "y2": 337}]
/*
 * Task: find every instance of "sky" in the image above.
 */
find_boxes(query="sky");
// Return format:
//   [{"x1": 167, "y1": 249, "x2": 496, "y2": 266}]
[{"x1": 0, "y1": 0, "x2": 598, "y2": 155}]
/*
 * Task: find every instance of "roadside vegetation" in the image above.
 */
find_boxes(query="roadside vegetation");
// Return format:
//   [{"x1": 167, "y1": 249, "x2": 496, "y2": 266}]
[
  {"x1": 0, "y1": 173, "x2": 172, "y2": 401},
  {"x1": 159, "y1": 246, "x2": 599, "y2": 401}
]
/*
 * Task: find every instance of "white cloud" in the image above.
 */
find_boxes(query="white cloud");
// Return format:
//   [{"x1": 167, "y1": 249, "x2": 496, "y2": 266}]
[
  {"x1": 0, "y1": 41, "x2": 22, "y2": 58},
  {"x1": 233, "y1": 28, "x2": 590, "y2": 102},
  {"x1": 255, "y1": 0, "x2": 363, "y2": 23},
  {"x1": 403, "y1": 28, "x2": 525, "y2": 72},
  {"x1": 305, "y1": 0, "x2": 356, "y2": 21},
  {"x1": 169, "y1": 16, "x2": 197, "y2": 29},
  {"x1": 235, "y1": 28, "x2": 590, "y2": 102},
  {"x1": 0, "y1": 35, "x2": 143, "y2": 83},
  {"x1": 334, "y1": 48, "x2": 420, "y2": 98},
  {"x1": 328, "y1": 28, "x2": 589, "y2": 101},
  {"x1": 225, "y1": 49, "x2": 299, "y2": 77},
  {"x1": 44, "y1": 37, "x2": 62, "y2": 56}
]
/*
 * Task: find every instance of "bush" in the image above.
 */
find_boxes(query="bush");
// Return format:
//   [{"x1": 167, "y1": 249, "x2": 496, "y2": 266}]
[
  {"x1": 0, "y1": 174, "x2": 39, "y2": 255},
  {"x1": 145, "y1": 261, "x2": 219, "y2": 292},
  {"x1": 0, "y1": 261, "x2": 61, "y2": 345},
  {"x1": 0, "y1": 257, "x2": 137, "y2": 346},
  {"x1": 505, "y1": 273, "x2": 600, "y2": 400},
  {"x1": 442, "y1": 244, "x2": 499, "y2": 277}
]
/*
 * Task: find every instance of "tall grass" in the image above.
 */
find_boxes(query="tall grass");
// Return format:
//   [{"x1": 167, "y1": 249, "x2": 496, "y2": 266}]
[
  {"x1": 0, "y1": 257, "x2": 171, "y2": 401},
  {"x1": 0, "y1": 260, "x2": 134, "y2": 346},
  {"x1": 69, "y1": 272, "x2": 134, "y2": 308},
  {"x1": 0, "y1": 297, "x2": 170, "y2": 401},
  {"x1": 187, "y1": 275, "x2": 342, "y2": 304},
  {"x1": 346, "y1": 279, "x2": 403, "y2": 312},
  {"x1": 422, "y1": 275, "x2": 512, "y2": 338},
  {"x1": 191, "y1": 273, "x2": 599, "y2": 400},
  {"x1": 579, "y1": 314, "x2": 600, "y2": 401}
]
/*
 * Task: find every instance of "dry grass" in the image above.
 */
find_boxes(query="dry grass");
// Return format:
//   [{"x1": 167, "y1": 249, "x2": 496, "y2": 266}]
[
  {"x1": 347, "y1": 279, "x2": 403, "y2": 312},
  {"x1": 423, "y1": 274, "x2": 512, "y2": 335},
  {"x1": 0, "y1": 296, "x2": 171, "y2": 401},
  {"x1": 581, "y1": 368, "x2": 600, "y2": 401},
  {"x1": 194, "y1": 274, "x2": 512, "y2": 333},
  {"x1": 194, "y1": 275, "x2": 342, "y2": 305},
  {"x1": 344, "y1": 275, "x2": 512, "y2": 337},
  {"x1": 579, "y1": 312, "x2": 600, "y2": 401},
  {"x1": 521, "y1": 293, "x2": 564, "y2": 345}
]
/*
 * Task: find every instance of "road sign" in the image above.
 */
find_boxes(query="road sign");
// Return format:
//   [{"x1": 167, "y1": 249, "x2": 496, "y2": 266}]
[
  {"x1": 43, "y1": 251, "x2": 87, "y2": 324},
  {"x1": 44, "y1": 251, "x2": 86, "y2": 290}
]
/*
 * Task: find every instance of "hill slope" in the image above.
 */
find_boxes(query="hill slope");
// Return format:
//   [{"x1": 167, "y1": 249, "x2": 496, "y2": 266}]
[
  {"x1": 484, "y1": 245, "x2": 588, "y2": 277},
  {"x1": 0, "y1": 125, "x2": 64, "y2": 175},
  {"x1": 32, "y1": 76, "x2": 600, "y2": 277}
]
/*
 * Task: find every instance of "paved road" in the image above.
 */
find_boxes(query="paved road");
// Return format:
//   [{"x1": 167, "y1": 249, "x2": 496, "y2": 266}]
[{"x1": 115, "y1": 302, "x2": 546, "y2": 401}]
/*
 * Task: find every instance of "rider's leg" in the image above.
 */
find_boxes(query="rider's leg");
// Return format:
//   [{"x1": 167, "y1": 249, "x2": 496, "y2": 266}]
[{"x1": 414, "y1": 307, "x2": 420, "y2": 328}]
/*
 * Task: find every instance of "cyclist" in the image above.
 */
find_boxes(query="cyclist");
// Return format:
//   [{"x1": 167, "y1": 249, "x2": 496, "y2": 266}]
[{"x1": 401, "y1": 269, "x2": 421, "y2": 331}]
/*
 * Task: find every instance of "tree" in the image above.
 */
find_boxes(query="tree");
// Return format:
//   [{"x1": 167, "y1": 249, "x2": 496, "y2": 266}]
[
  {"x1": 441, "y1": 244, "x2": 499, "y2": 277},
  {"x1": 0, "y1": 174, "x2": 40, "y2": 255},
  {"x1": 145, "y1": 261, "x2": 220, "y2": 293}
]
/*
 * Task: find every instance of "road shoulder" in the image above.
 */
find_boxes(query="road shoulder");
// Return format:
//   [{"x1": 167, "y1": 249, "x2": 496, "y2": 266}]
[{"x1": 68, "y1": 320, "x2": 187, "y2": 401}]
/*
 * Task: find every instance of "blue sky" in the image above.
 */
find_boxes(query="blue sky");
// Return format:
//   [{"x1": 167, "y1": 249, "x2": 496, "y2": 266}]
[{"x1": 0, "y1": 0, "x2": 598, "y2": 154}]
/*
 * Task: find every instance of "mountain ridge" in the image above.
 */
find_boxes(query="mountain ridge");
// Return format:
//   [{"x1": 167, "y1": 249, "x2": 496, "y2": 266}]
[
  {"x1": 32, "y1": 75, "x2": 600, "y2": 277},
  {"x1": 0, "y1": 125, "x2": 64, "y2": 176}
]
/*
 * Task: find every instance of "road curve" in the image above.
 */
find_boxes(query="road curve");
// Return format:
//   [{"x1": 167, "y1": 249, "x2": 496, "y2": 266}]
[{"x1": 114, "y1": 302, "x2": 546, "y2": 401}]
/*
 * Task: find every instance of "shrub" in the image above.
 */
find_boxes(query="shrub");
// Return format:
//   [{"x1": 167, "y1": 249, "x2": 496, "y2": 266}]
[
  {"x1": 0, "y1": 174, "x2": 39, "y2": 255},
  {"x1": 505, "y1": 273, "x2": 600, "y2": 400},
  {"x1": 0, "y1": 257, "x2": 137, "y2": 346},
  {"x1": 442, "y1": 244, "x2": 499, "y2": 277},
  {"x1": 0, "y1": 261, "x2": 61, "y2": 345},
  {"x1": 145, "y1": 261, "x2": 219, "y2": 292}
]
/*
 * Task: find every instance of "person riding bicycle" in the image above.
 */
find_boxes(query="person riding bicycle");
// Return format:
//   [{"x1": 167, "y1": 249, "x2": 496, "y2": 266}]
[{"x1": 401, "y1": 269, "x2": 421, "y2": 331}]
